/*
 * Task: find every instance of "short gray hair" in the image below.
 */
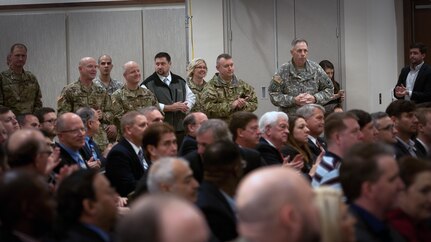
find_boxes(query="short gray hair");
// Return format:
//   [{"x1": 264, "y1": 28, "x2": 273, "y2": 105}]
[
  {"x1": 258, "y1": 111, "x2": 288, "y2": 134},
  {"x1": 138, "y1": 106, "x2": 159, "y2": 116},
  {"x1": 296, "y1": 104, "x2": 325, "y2": 119},
  {"x1": 147, "y1": 157, "x2": 190, "y2": 193},
  {"x1": 196, "y1": 119, "x2": 232, "y2": 142},
  {"x1": 76, "y1": 107, "x2": 96, "y2": 126}
]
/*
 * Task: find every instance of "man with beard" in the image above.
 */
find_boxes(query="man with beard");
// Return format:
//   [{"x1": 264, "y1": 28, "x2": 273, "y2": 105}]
[
  {"x1": 386, "y1": 100, "x2": 419, "y2": 159},
  {"x1": 236, "y1": 167, "x2": 320, "y2": 242},
  {"x1": 394, "y1": 42, "x2": 431, "y2": 104},
  {"x1": 35, "y1": 107, "x2": 57, "y2": 141},
  {"x1": 0, "y1": 170, "x2": 55, "y2": 242}
]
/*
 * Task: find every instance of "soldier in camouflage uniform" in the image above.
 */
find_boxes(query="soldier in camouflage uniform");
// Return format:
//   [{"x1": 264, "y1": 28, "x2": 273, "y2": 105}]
[
  {"x1": 269, "y1": 38, "x2": 334, "y2": 116},
  {"x1": 111, "y1": 61, "x2": 159, "y2": 129},
  {"x1": 93, "y1": 54, "x2": 123, "y2": 95},
  {"x1": 0, "y1": 43, "x2": 42, "y2": 114},
  {"x1": 186, "y1": 58, "x2": 208, "y2": 112},
  {"x1": 57, "y1": 57, "x2": 115, "y2": 150},
  {"x1": 201, "y1": 54, "x2": 257, "y2": 121}
]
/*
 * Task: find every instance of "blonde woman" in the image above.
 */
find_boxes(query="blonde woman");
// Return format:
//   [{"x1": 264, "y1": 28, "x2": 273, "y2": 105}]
[
  {"x1": 314, "y1": 187, "x2": 356, "y2": 242},
  {"x1": 186, "y1": 58, "x2": 208, "y2": 112}
]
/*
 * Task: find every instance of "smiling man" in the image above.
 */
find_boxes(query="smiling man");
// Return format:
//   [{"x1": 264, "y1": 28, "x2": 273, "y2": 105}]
[{"x1": 269, "y1": 38, "x2": 334, "y2": 116}]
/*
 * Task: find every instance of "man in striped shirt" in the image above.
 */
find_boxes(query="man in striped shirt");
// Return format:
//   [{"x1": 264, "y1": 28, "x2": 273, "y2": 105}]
[{"x1": 312, "y1": 112, "x2": 363, "y2": 189}]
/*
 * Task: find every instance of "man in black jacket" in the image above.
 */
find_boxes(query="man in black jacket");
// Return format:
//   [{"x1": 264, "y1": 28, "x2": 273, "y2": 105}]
[
  {"x1": 141, "y1": 52, "x2": 195, "y2": 146},
  {"x1": 394, "y1": 42, "x2": 431, "y2": 104}
]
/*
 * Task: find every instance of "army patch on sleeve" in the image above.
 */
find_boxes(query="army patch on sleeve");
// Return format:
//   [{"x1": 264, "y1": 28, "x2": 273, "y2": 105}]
[{"x1": 273, "y1": 74, "x2": 283, "y2": 84}]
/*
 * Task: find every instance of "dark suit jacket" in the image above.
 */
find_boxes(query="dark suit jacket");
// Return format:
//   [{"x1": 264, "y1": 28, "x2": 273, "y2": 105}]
[
  {"x1": 55, "y1": 143, "x2": 90, "y2": 173},
  {"x1": 394, "y1": 63, "x2": 431, "y2": 104},
  {"x1": 183, "y1": 146, "x2": 263, "y2": 183},
  {"x1": 307, "y1": 136, "x2": 327, "y2": 160},
  {"x1": 393, "y1": 139, "x2": 417, "y2": 161},
  {"x1": 196, "y1": 181, "x2": 237, "y2": 242},
  {"x1": 56, "y1": 223, "x2": 108, "y2": 242},
  {"x1": 256, "y1": 137, "x2": 283, "y2": 165},
  {"x1": 105, "y1": 137, "x2": 146, "y2": 197},
  {"x1": 179, "y1": 135, "x2": 197, "y2": 156},
  {"x1": 414, "y1": 138, "x2": 428, "y2": 158},
  {"x1": 350, "y1": 205, "x2": 406, "y2": 242},
  {"x1": 79, "y1": 138, "x2": 106, "y2": 168}
]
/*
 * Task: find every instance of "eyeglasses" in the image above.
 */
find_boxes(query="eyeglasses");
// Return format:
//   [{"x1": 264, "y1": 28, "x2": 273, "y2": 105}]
[
  {"x1": 378, "y1": 124, "x2": 394, "y2": 131},
  {"x1": 59, "y1": 127, "x2": 86, "y2": 135}
]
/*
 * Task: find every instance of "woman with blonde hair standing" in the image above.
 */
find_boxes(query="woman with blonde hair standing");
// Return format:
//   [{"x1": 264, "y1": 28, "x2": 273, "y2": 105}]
[
  {"x1": 314, "y1": 187, "x2": 356, "y2": 242},
  {"x1": 186, "y1": 58, "x2": 208, "y2": 112}
]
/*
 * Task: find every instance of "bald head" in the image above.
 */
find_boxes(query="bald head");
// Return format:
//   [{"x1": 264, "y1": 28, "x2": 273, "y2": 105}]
[
  {"x1": 78, "y1": 57, "x2": 97, "y2": 81},
  {"x1": 7, "y1": 129, "x2": 45, "y2": 154},
  {"x1": 123, "y1": 61, "x2": 142, "y2": 86},
  {"x1": 56, "y1": 112, "x2": 86, "y2": 151},
  {"x1": 117, "y1": 194, "x2": 209, "y2": 242},
  {"x1": 236, "y1": 167, "x2": 319, "y2": 242}
]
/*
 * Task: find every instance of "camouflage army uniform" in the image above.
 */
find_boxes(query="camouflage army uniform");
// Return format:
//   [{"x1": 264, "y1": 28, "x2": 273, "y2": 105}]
[
  {"x1": 111, "y1": 86, "x2": 159, "y2": 128},
  {"x1": 0, "y1": 69, "x2": 42, "y2": 114},
  {"x1": 93, "y1": 77, "x2": 123, "y2": 95},
  {"x1": 57, "y1": 80, "x2": 114, "y2": 150},
  {"x1": 268, "y1": 59, "x2": 334, "y2": 116},
  {"x1": 187, "y1": 78, "x2": 207, "y2": 112},
  {"x1": 201, "y1": 73, "x2": 258, "y2": 121}
]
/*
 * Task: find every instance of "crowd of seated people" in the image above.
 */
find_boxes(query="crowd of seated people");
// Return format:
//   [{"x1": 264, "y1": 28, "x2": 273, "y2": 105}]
[{"x1": 0, "y1": 40, "x2": 431, "y2": 242}]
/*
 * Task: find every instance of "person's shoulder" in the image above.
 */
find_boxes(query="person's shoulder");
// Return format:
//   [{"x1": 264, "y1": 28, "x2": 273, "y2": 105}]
[{"x1": 142, "y1": 72, "x2": 158, "y2": 85}]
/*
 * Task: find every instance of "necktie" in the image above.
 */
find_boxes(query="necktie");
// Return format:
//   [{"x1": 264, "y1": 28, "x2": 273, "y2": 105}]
[
  {"x1": 138, "y1": 149, "x2": 149, "y2": 170},
  {"x1": 77, "y1": 154, "x2": 87, "y2": 169},
  {"x1": 163, "y1": 77, "x2": 169, "y2": 85}
]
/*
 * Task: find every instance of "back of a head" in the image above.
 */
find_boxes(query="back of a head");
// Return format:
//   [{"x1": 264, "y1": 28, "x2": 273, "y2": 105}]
[
  {"x1": 0, "y1": 170, "x2": 54, "y2": 232},
  {"x1": 314, "y1": 187, "x2": 343, "y2": 242},
  {"x1": 347, "y1": 109, "x2": 371, "y2": 129},
  {"x1": 203, "y1": 140, "x2": 241, "y2": 169},
  {"x1": 340, "y1": 142, "x2": 395, "y2": 203},
  {"x1": 197, "y1": 119, "x2": 232, "y2": 142},
  {"x1": 117, "y1": 194, "x2": 208, "y2": 242},
  {"x1": 6, "y1": 129, "x2": 43, "y2": 169},
  {"x1": 386, "y1": 100, "x2": 416, "y2": 118},
  {"x1": 56, "y1": 169, "x2": 98, "y2": 226}
]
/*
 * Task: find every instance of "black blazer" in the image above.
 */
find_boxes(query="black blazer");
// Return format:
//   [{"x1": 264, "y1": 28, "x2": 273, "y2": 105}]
[
  {"x1": 307, "y1": 137, "x2": 327, "y2": 160},
  {"x1": 414, "y1": 138, "x2": 428, "y2": 159},
  {"x1": 393, "y1": 139, "x2": 417, "y2": 161},
  {"x1": 105, "y1": 137, "x2": 146, "y2": 197},
  {"x1": 179, "y1": 135, "x2": 197, "y2": 156},
  {"x1": 196, "y1": 181, "x2": 237, "y2": 242},
  {"x1": 256, "y1": 137, "x2": 283, "y2": 165},
  {"x1": 55, "y1": 143, "x2": 90, "y2": 173},
  {"x1": 55, "y1": 223, "x2": 108, "y2": 242},
  {"x1": 79, "y1": 139, "x2": 106, "y2": 168},
  {"x1": 394, "y1": 63, "x2": 431, "y2": 104}
]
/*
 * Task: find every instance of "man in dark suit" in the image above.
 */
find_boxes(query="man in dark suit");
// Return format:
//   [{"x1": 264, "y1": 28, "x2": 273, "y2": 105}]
[
  {"x1": 197, "y1": 140, "x2": 242, "y2": 242},
  {"x1": 179, "y1": 111, "x2": 208, "y2": 156},
  {"x1": 414, "y1": 107, "x2": 431, "y2": 158},
  {"x1": 54, "y1": 169, "x2": 118, "y2": 242},
  {"x1": 55, "y1": 112, "x2": 100, "y2": 172},
  {"x1": 76, "y1": 107, "x2": 107, "y2": 169},
  {"x1": 184, "y1": 119, "x2": 262, "y2": 183},
  {"x1": 105, "y1": 111, "x2": 149, "y2": 197},
  {"x1": 296, "y1": 104, "x2": 327, "y2": 160},
  {"x1": 257, "y1": 111, "x2": 303, "y2": 168},
  {"x1": 394, "y1": 42, "x2": 431, "y2": 104},
  {"x1": 386, "y1": 100, "x2": 419, "y2": 160},
  {"x1": 340, "y1": 143, "x2": 405, "y2": 242},
  {"x1": 141, "y1": 52, "x2": 196, "y2": 146}
]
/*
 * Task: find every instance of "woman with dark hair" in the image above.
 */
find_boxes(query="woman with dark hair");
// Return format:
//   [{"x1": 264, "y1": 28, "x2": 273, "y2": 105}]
[
  {"x1": 387, "y1": 157, "x2": 431, "y2": 242},
  {"x1": 319, "y1": 60, "x2": 344, "y2": 114},
  {"x1": 281, "y1": 115, "x2": 322, "y2": 178}
]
